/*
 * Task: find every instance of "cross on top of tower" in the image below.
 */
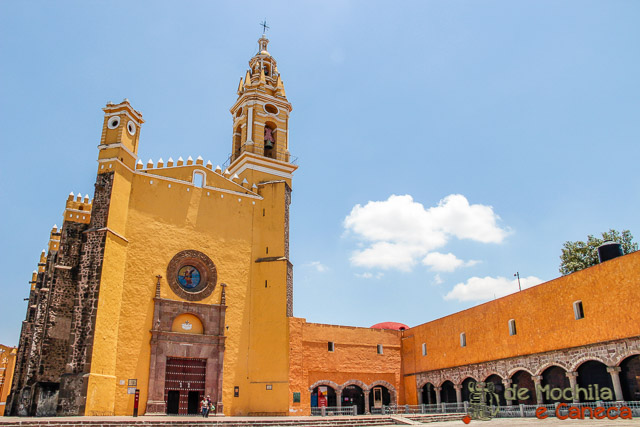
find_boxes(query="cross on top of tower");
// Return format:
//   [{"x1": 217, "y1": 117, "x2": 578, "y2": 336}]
[{"x1": 260, "y1": 19, "x2": 269, "y2": 34}]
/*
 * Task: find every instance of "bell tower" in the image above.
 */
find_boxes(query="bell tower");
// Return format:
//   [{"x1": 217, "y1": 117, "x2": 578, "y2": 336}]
[{"x1": 229, "y1": 35, "x2": 293, "y2": 167}]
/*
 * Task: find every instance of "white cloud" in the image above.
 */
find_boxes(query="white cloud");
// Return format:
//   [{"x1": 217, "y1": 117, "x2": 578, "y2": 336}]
[
  {"x1": 304, "y1": 261, "x2": 328, "y2": 273},
  {"x1": 344, "y1": 194, "x2": 509, "y2": 271},
  {"x1": 355, "y1": 272, "x2": 384, "y2": 279},
  {"x1": 444, "y1": 275, "x2": 543, "y2": 302},
  {"x1": 422, "y1": 252, "x2": 479, "y2": 272},
  {"x1": 432, "y1": 274, "x2": 444, "y2": 285}
]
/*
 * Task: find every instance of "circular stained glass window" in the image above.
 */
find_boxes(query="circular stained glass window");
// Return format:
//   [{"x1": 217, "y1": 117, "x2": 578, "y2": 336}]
[
  {"x1": 167, "y1": 250, "x2": 217, "y2": 301},
  {"x1": 177, "y1": 265, "x2": 201, "y2": 289}
]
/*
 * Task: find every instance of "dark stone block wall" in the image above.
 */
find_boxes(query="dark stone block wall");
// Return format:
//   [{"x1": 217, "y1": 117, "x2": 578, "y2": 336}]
[
  {"x1": 7, "y1": 171, "x2": 114, "y2": 417},
  {"x1": 58, "y1": 171, "x2": 114, "y2": 416}
]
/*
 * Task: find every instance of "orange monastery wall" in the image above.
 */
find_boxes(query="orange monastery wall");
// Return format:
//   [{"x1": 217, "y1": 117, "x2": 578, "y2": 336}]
[
  {"x1": 402, "y1": 251, "x2": 640, "y2": 391},
  {"x1": 288, "y1": 318, "x2": 403, "y2": 415}
]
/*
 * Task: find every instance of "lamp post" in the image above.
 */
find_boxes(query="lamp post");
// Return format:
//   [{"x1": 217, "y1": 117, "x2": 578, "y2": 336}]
[{"x1": 514, "y1": 272, "x2": 521, "y2": 291}]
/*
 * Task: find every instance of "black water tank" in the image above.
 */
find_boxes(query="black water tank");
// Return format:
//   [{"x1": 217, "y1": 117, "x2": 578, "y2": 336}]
[{"x1": 597, "y1": 241, "x2": 623, "y2": 263}]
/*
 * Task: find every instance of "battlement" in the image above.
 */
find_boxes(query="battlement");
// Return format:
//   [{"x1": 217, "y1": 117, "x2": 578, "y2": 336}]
[
  {"x1": 64, "y1": 192, "x2": 93, "y2": 224},
  {"x1": 135, "y1": 156, "x2": 260, "y2": 196},
  {"x1": 48, "y1": 224, "x2": 61, "y2": 252}
]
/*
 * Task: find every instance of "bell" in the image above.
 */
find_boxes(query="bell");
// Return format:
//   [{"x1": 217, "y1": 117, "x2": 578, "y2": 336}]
[{"x1": 264, "y1": 140, "x2": 274, "y2": 149}]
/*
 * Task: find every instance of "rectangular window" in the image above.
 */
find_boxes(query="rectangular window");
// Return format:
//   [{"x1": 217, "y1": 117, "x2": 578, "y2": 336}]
[
  {"x1": 422, "y1": 343, "x2": 427, "y2": 356},
  {"x1": 328, "y1": 341, "x2": 334, "y2": 352},
  {"x1": 460, "y1": 333, "x2": 466, "y2": 347},
  {"x1": 574, "y1": 301, "x2": 584, "y2": 320},
  {"x1": 508, "y1": 319, "x2": 517, "y2": 336},
  {"x1": 377, "y1": 344, "x2": 383, "y2": 354}
]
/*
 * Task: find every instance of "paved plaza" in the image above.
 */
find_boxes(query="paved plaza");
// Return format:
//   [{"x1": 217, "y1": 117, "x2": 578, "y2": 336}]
[{"x1": 0, "y1": 415, "x2": 640, "y2": 426}]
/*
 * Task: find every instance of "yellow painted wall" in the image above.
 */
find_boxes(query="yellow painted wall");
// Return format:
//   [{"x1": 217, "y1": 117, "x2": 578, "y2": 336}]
[
  {"x1": 171, "y1": 314, "x2": 204, "y2": 334},
  {"x1": 288, "y1": 318, "x2": 403, "y2": 415},
  {"x1": 0, "y1": 346, "x2": 17, "y2": 416},
  {"x1": 85, "y1": 110, "x2": 292, "y2": 416},
  {"x1": 402, "y1": 251, "x2": 640, "y2": 404}
]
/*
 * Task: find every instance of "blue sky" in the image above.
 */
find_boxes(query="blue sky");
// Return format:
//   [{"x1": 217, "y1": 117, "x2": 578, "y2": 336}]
[{"x1": 1, "y1": 1, "x2": 639, "y2": 345}]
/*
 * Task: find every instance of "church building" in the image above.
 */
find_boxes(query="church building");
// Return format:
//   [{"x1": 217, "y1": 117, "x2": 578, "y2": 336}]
[{"x1": 6, "y1": 35, "x2": 640, "y2": 418}]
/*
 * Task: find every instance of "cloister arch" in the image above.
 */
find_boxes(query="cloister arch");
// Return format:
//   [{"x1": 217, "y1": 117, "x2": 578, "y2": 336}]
[
  {"x1": 440, "y1": 380, "x2": 456, "y2": 404},
  {"x1": 510, "y1": 370, "x2": 536, "y2": 405},
  {"x1": 541, "y1": 365, "x2": 571, "y2": 404},
  {"x1": 620, "y1": 354, "x2": 640, "y2": 401},
  {"x1": 576, "y1": 360, "x2": 614, "y2": 402}
]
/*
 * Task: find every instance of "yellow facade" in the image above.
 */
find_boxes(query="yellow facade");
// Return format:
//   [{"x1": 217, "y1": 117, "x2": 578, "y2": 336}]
[
  {"x1": 78, "y1": 36, "x2": 296, "y2": 416},
  {"x1": 0, "y1": 345, "x2": 17, "y2": 416}
]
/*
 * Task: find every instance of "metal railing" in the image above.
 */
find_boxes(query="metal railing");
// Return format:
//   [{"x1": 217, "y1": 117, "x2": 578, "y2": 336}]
[
  {"x1": 311, "y1": 401, "x2": 640, "y2": 418},
  {"x1": 222, "y1": 143, "x2": 297, "y2": 171},
  {"x1": 311, "y1": 406, "x2": 357, "y2": 416}
]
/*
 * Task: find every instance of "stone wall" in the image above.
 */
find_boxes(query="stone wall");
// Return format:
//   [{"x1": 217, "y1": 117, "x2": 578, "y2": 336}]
[
  {"x1": 413, "y1": 336, "x2": 640, "y2": 403},
  {"x1": 57, "y1": 171, "x2": 114, "y2": 415}
]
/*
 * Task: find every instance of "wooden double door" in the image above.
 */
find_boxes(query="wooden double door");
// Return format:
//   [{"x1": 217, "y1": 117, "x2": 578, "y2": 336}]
[{"x1": 164, "y1": 357, "x2": 206, "y2": 415}]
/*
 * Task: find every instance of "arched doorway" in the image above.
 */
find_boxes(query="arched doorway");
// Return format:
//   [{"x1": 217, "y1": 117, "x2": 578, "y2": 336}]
[
  {"x1": 311, "y1": 386, "x2": 337, "y2": 408},
  {"x1": 341, "y1": 385, "x2": 365, "y2": 414},
  {"x1": 422, "y1": 382, "x2": 437, "y2": 405},
  {"x1": 510, "y1": 370, "x2": 536, "y2": 405},
  {"x1": 369, "y1": 385, "x2": 391, "y2": 411},
  {"x1": 620, "y1": 355, "x2": 640, "y2": 401},
  {"x1": 461, "y1": 377, "x2": 477, "y2": 402},
  {"x1": 577, "y1": 360, "x2": 614, "y2": 402},
  {"x1": 441, "y1": 380, "x2": 456, "y2": 403},
  {"x1": 485, "y1": 374, "x2": 506, "y2": 406},
  {"x1": 541, "y1": 366, "x2": 571, "y2": 403}
]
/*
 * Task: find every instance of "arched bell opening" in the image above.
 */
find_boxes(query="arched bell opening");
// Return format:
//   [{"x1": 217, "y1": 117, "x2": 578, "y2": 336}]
[
  {"x1": 233, "y1": 125, "x2": 242, "y2": 160},
  {"x1": 263, "y1": 121, "x2": 277, "y2": 159}
]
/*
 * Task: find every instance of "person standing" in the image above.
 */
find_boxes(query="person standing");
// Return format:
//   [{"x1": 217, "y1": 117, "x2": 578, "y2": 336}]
[{"x1": 200, "y1": 395, "x2": 209, "y2": 417}]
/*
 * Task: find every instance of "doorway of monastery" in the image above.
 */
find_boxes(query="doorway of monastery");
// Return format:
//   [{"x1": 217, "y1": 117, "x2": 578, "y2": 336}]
[
  {"x1": 421, "y1": 383, "x2": 437, "y2": 405},
  {"x1": 621, "y1": 355, "x2": 640, "y2": 401},
  {"x1": 311, "y1": 386, "x2": 337, "y2": 407},
  {"x1": 341, "y1": 385, "x2": 365, "y2": 414},
  {"x1": 164, "y1": 357, "x2": 206, "y2": 415},
  {"x1": 369, "y1": 386, "x2": 391, "y2": 409}
]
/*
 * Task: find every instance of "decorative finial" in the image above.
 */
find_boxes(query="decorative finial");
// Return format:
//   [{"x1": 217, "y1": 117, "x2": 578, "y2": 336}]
[
  {"x1": 260, "y1": 19, "x2": 269, "y2": 35},
  {"x1": 220, "y1": 283, "x2": 227, "y2": 306}
]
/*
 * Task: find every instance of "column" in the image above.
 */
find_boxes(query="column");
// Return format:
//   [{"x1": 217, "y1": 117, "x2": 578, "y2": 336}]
[
  {"x1": 565, "y1": 372, "x2": 579, "y2": 403},
  {"x1": 607, "y1": 366, "x2": 624, "y2": 402},
  {"x1": 532, "y1": 376, "x2": 544, "y2": 405},
  {"x1": 434, "y1": 386, "x2": 442, "y2": 406},
  {"x1": 417, "y1": 385, "x2": 423, "y2": 405},
  {"x1": 246, "y1": 106, "x2": 254, "y2": 144},
  {"x1": 502, "y1": 378, "x2": 513, "y2": 406},
  {"x1": 336, "y1": 389, "x2": 342, "y2": 409},
  {"x1": 364, "y1": 390, "x2": 370, "y2": 414},
  {"x1": 454, "y1": 384, "x2": 463, "y2": 404}
]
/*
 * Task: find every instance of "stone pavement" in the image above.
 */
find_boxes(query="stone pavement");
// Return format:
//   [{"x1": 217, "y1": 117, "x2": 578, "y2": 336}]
[{"x1": 0, "y1": 415, "x2": 639, "y2": 426}]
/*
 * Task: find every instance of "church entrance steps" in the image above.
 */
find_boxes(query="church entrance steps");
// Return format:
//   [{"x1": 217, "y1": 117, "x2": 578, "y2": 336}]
[
  {"x1": 0, "y1": 413, "x2": 464, "y2": 426},
  {"x1": 389, "y1": 415, "x2": 422, "y2": 424}
]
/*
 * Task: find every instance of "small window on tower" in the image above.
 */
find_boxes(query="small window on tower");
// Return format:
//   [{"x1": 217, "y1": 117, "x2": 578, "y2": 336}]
[
  {"x1": 460, "y1": 333, "x2": 467, "y2": 347},
  {"x1": 377, "y1": 344, "x2": 383, "y2": 355},
  {"x1": 422, "y1": 343, "x2": 427, "y2": 356},
  {"x1": 328, "y1": 342, "x2": 334, "y2": 352}
]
